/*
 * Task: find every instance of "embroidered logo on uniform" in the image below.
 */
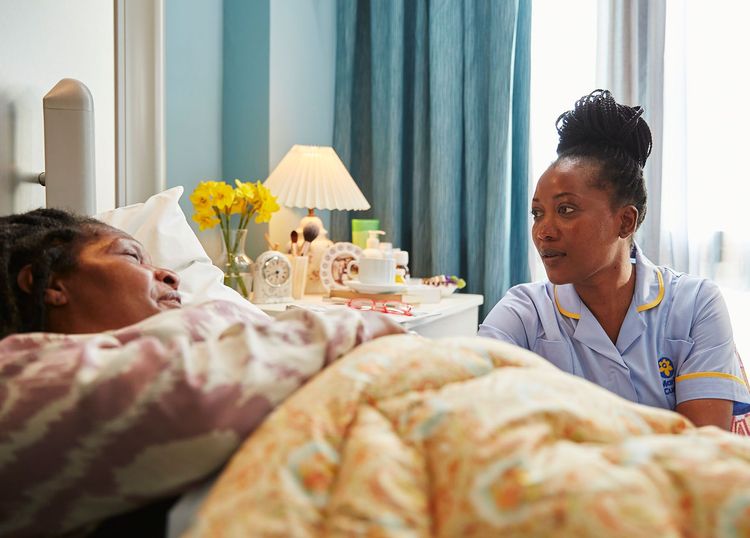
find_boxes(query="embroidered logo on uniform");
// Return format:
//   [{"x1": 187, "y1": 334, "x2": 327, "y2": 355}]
[
  {"x1": 658, "y1": 357, "x2": 675, "y2": 395},
  {"x1": 658, "y1": 358, "x2": 674, "y2": 378}
]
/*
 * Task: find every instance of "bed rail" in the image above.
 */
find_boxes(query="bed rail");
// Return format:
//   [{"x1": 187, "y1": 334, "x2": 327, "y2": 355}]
[{"x1": 37, "y1": 78, "x2": 96, "y2": 215}]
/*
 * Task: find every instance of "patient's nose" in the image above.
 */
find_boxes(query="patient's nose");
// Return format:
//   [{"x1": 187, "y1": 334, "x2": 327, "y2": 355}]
[{"x1": 155, "y1": 267, "x2": 180, "y2": 289}]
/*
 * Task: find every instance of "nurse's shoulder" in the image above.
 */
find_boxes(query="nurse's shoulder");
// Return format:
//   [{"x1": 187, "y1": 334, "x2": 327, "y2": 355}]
[{"x1": 478, "y1": 281, "x2": 557, "y2": 348}]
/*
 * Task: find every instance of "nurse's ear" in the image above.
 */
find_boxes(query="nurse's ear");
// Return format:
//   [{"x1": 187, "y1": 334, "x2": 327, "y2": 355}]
[{"x1": 617, "y1": 205, "x2": 638, "y2": 239}]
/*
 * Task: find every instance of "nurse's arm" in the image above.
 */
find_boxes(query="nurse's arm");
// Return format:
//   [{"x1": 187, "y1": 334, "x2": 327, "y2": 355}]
[
  {"x1": 478, "y1": 285, "x2": 539, "y2": 349},
  {"x1": 675, "y1": 398, "x2": 733, "y2": 430}
]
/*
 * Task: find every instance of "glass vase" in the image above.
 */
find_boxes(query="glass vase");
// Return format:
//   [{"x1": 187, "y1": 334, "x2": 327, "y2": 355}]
[{"x1": 221, "y1": 228, "x2": 253, "y2": 299}]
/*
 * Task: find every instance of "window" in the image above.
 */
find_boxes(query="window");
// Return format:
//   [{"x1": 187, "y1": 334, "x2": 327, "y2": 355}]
[{"x1": 662, "y1": 1, "x2": 750, "y2": 359}]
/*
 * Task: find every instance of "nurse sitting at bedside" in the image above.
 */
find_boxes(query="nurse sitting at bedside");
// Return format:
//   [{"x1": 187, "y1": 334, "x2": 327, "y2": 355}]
[{"x1": 479, "y1": 89, "x2": 750, "y2": 430}]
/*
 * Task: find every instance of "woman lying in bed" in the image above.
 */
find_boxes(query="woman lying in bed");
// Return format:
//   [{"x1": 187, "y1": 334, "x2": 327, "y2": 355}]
[{"x1": 0, "y1": 208, "x2": 403, "y2": 537}]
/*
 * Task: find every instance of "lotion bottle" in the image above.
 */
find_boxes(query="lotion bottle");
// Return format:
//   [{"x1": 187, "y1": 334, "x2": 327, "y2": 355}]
[{"x1": 362, "y1": 230, "x2": 385, "y2": 258}]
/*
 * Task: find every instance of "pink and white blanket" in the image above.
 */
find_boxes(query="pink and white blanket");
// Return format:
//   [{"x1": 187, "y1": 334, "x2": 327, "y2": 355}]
[{"x1": 0, "y1": 301, "x2": 372, "y2": 537}]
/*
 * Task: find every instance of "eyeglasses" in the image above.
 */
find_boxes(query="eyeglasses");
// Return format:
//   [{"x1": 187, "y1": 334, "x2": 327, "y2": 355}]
[{"x1": 347, "y1": 298, "x2": 413, "y2": 316}]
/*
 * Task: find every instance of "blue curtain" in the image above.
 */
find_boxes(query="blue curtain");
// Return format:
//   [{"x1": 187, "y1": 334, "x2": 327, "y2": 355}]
[{"x1": 332, "y1": 0, "x2": 531, "y2": 315}]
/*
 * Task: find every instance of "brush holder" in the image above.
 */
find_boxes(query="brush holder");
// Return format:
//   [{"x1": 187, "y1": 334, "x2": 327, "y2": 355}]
[
  {"x1": 304, "y1": 237, "x2": 333, "y2": 294},
  {"x1": 290, "y1": 255, "x2": 309, "y2": 299}
]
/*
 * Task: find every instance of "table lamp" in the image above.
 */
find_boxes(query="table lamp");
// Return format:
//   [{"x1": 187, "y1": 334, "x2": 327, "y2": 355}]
[
  {"x1": 264, "y1": 145, "x2": 370, "y2": 239},
  {"x1": 264, "y1": 145, "x2": 370, "y2": 293}
]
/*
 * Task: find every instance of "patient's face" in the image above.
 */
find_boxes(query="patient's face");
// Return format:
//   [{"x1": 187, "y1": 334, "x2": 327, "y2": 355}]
[
  {"x1": 531, "y1": 161, "x2": 625, "y2": 286},
  {"x1": 48, "y1": 229, "x2": 181, "y2": 334}
]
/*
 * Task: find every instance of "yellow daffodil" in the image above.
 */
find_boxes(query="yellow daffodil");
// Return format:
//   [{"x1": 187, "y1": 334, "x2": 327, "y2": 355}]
[
  {"x1": 229, "y1": 195, "x2": 246, "y2": 215},
  {"x1": 252, "y1": 182, "x2": 280, "y2": 222},
  {"x1": 190, "y1": 183, "x2": 215, "y2": 213},
  {"x1": 192, "y1": 209, "x2": 220, "y2": 231},
  {"x1": 234, "y1": 179, "x2": 258, "y2": 203},
  {"x1": 211, "y1": 183, "x2": 235, "y2": 212}
]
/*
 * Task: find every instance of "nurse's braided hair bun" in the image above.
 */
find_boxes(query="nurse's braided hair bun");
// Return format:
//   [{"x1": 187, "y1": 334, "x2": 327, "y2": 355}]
[{"x1": 555, "y1": 89, "x2": 652, "y2": 228}]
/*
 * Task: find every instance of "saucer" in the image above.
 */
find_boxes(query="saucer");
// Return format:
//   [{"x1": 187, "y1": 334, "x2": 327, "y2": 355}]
[{"x1": 347, "y1": 280, "x2": 407, "y2": 294}]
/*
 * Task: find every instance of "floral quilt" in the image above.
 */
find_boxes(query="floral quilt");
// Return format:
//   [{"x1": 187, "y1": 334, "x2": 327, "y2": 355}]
[
  {"x1": 188, "y1": 336, "x2": 750, "y2": 537},
  {"x1": 0, "y1": 301, "x2": 374, "y2": 537}
]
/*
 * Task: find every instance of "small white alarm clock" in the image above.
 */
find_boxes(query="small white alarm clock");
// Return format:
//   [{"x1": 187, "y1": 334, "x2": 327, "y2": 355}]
[{"x1": 252, "y1": 251, "x2": 293, "y2": 304}]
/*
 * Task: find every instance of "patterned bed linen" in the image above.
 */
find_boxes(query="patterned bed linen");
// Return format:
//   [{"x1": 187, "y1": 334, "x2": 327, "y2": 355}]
[
  {"x1": 188, "y1": 336, "x2": 750, "y2": 537},
  {"x1": 0, "y1": 301, "x2": 372, "y2": 537}
]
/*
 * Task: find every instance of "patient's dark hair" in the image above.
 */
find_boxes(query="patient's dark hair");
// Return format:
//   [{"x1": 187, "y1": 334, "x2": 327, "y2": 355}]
[
  {"x1": 0, "y1": 208, "x2": 109, "y2": 339},
  {"x1": 555, "y1": 89, "x2": 652, "y2": 228}
]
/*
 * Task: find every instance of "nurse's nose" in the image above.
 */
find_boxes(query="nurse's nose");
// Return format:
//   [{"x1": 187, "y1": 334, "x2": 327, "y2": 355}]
[{"x1": 534, "y1": 216, "x2": 559, "y2": 242}]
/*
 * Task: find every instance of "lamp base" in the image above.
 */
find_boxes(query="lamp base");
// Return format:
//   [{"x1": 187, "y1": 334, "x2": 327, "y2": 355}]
[
  {"x1": 295, "y1": 212, "x2": 332, "y2": 294},
  {"x1": 297, "y1": 212, "x2": 328, "y2": 242}
]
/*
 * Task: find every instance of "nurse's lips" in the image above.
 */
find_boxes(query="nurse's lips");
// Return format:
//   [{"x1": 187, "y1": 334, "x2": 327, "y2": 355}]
[{"x1": 539, "y1": 249, "x2": 566, "y2": 264}]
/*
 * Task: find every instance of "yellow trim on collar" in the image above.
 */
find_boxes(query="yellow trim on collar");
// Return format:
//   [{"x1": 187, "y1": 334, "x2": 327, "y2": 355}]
[
  {"x1": 553, "y1": 268, "x2": 665, "y2": 319},
  {"x1": 554, "y1": 285, "x2": 580, "y2": 319},
  {"x1": 675, "y1": 371, "x2": 748, "y2": 387},
  {"x1": 636, "y1": 269, "x2": 664, "y2": 312}
]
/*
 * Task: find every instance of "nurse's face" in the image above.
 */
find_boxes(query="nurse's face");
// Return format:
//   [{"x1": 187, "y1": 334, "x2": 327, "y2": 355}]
[{"x1": 531, "y1": 160, "x2": 632, "y2": 286}]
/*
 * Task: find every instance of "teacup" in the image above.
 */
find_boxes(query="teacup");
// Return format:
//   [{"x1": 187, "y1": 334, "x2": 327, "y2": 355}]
[{"x1": 347, "y1": 257, "x2": 395, "y2": 284}]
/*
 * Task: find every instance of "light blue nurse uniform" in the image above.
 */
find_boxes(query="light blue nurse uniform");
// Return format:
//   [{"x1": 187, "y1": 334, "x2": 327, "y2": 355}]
[{"x1": 478, "y1": 244, "x2": 750, "y2": 411}]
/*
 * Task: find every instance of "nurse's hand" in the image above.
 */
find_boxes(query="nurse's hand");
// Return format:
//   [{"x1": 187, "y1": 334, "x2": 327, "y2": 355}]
[{"x1": 676, "y1": 398, "x2": 733, "y2": 430}]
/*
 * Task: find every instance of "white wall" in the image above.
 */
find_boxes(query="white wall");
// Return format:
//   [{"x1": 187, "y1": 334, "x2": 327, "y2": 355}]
[
  {"x1": 268, "y1": 0, "x2": 337, "y2": 246},
  {"x1": 0, "y1": 0, "x2": 115, "y2": 215}
]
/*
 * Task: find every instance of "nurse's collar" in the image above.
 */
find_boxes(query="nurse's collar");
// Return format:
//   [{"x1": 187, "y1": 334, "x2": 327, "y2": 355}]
[{"x1": 554, "y1": 267, "x2": 665, "y2": 320}]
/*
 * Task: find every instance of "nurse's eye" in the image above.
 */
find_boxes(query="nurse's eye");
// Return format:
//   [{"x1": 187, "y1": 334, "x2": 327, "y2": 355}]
[
  {"x1": 530, "y1": 208, "x2": 543, "y2": 220},
  {"x1": 557, "y1": 205, "x2": 576, "y2": 216}
]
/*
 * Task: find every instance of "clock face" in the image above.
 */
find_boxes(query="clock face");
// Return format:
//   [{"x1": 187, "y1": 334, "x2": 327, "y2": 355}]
[
  {"x1": 262, "y1": 255, "x2": 291, "y2": 287},
  {"x1": 253, "y1": 251, "x2": 293, "y2": 304}
]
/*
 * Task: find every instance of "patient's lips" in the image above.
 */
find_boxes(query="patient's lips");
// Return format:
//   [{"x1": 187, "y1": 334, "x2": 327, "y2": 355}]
[{"x1": 158, "y1": 291, "x2": 182, "y2": 309}]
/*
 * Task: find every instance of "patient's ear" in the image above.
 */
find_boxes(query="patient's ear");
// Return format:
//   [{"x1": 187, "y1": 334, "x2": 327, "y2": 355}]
[
  {"x1": 16, "y1": 265, "x2": 34, "y2": 294},
  {"x1": 16, "y1": 265, "x2": 69, "y2": 307},
  {"x1": 618, "y1": 205, "x2": 638, "y2": 239}
]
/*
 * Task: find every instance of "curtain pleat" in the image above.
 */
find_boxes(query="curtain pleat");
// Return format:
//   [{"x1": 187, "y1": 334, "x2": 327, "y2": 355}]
[
  {"x1": 370, "y1": 1, "x2": 405, "y2": 246},
  {"x1": 429, "y1": 0, "x2": 464, "y2": 278},
  {"x1": 462, "y1": 1, "x2": 490, "y2": 293},
  {"x1": 510, "y1": 0, "x2": 532, "y2": 286},
  {"x1": 597, "y1": 0, "x2": 666, "y2": 263},
  {"x1": 409, "y1": 0, "x2": 431, "y2": 277},
  {"x1": 333, "y1": 0, "x2": 531, "y2": 315}
]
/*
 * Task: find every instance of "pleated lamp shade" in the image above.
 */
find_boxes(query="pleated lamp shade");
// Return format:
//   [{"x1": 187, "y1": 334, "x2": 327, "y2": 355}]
[{"x1": 264, "y1": 145, "x2": 370, "y2": 211}]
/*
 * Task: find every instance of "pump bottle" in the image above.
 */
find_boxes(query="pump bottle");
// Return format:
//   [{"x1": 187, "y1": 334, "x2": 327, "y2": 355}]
[{"x1": 362, "y1": 230, "x2": 386, "y2": 258}]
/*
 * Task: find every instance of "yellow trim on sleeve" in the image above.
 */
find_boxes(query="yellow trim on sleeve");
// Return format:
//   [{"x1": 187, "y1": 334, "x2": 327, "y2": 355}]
[
  {"x1": 675, "y1": 371, "x2": 748, "y2": 388},
  {"x1": 553, "y1": 285, "x2": 580, "y2": 320},
  {"x1": 636, "y1": 269, "x2": 664, "y2": 312}
]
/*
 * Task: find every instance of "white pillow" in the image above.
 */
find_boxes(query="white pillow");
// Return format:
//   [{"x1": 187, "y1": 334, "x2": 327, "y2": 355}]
[{"x1": 95, "y1": 186, "x2": 265, "y2": 315}]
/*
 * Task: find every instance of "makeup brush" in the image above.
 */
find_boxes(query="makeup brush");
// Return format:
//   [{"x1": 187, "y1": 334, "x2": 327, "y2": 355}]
[
  {"x1": 290, "y1": 230, "x2": 299, "y2": 256},
  {"x1": 300, "y1": 223, "x2": 319, "y2": 256}
]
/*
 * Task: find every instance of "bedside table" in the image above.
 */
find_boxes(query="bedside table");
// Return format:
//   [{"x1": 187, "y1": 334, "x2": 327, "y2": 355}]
[{"x1": 256, "y1": 293, "x2": 484, "y2": 338}]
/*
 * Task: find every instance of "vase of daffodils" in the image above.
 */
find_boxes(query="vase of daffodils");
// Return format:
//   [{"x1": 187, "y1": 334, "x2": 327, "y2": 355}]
[{"x1": 190, "y1": 179, "x2": 280, "y2": 298}]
